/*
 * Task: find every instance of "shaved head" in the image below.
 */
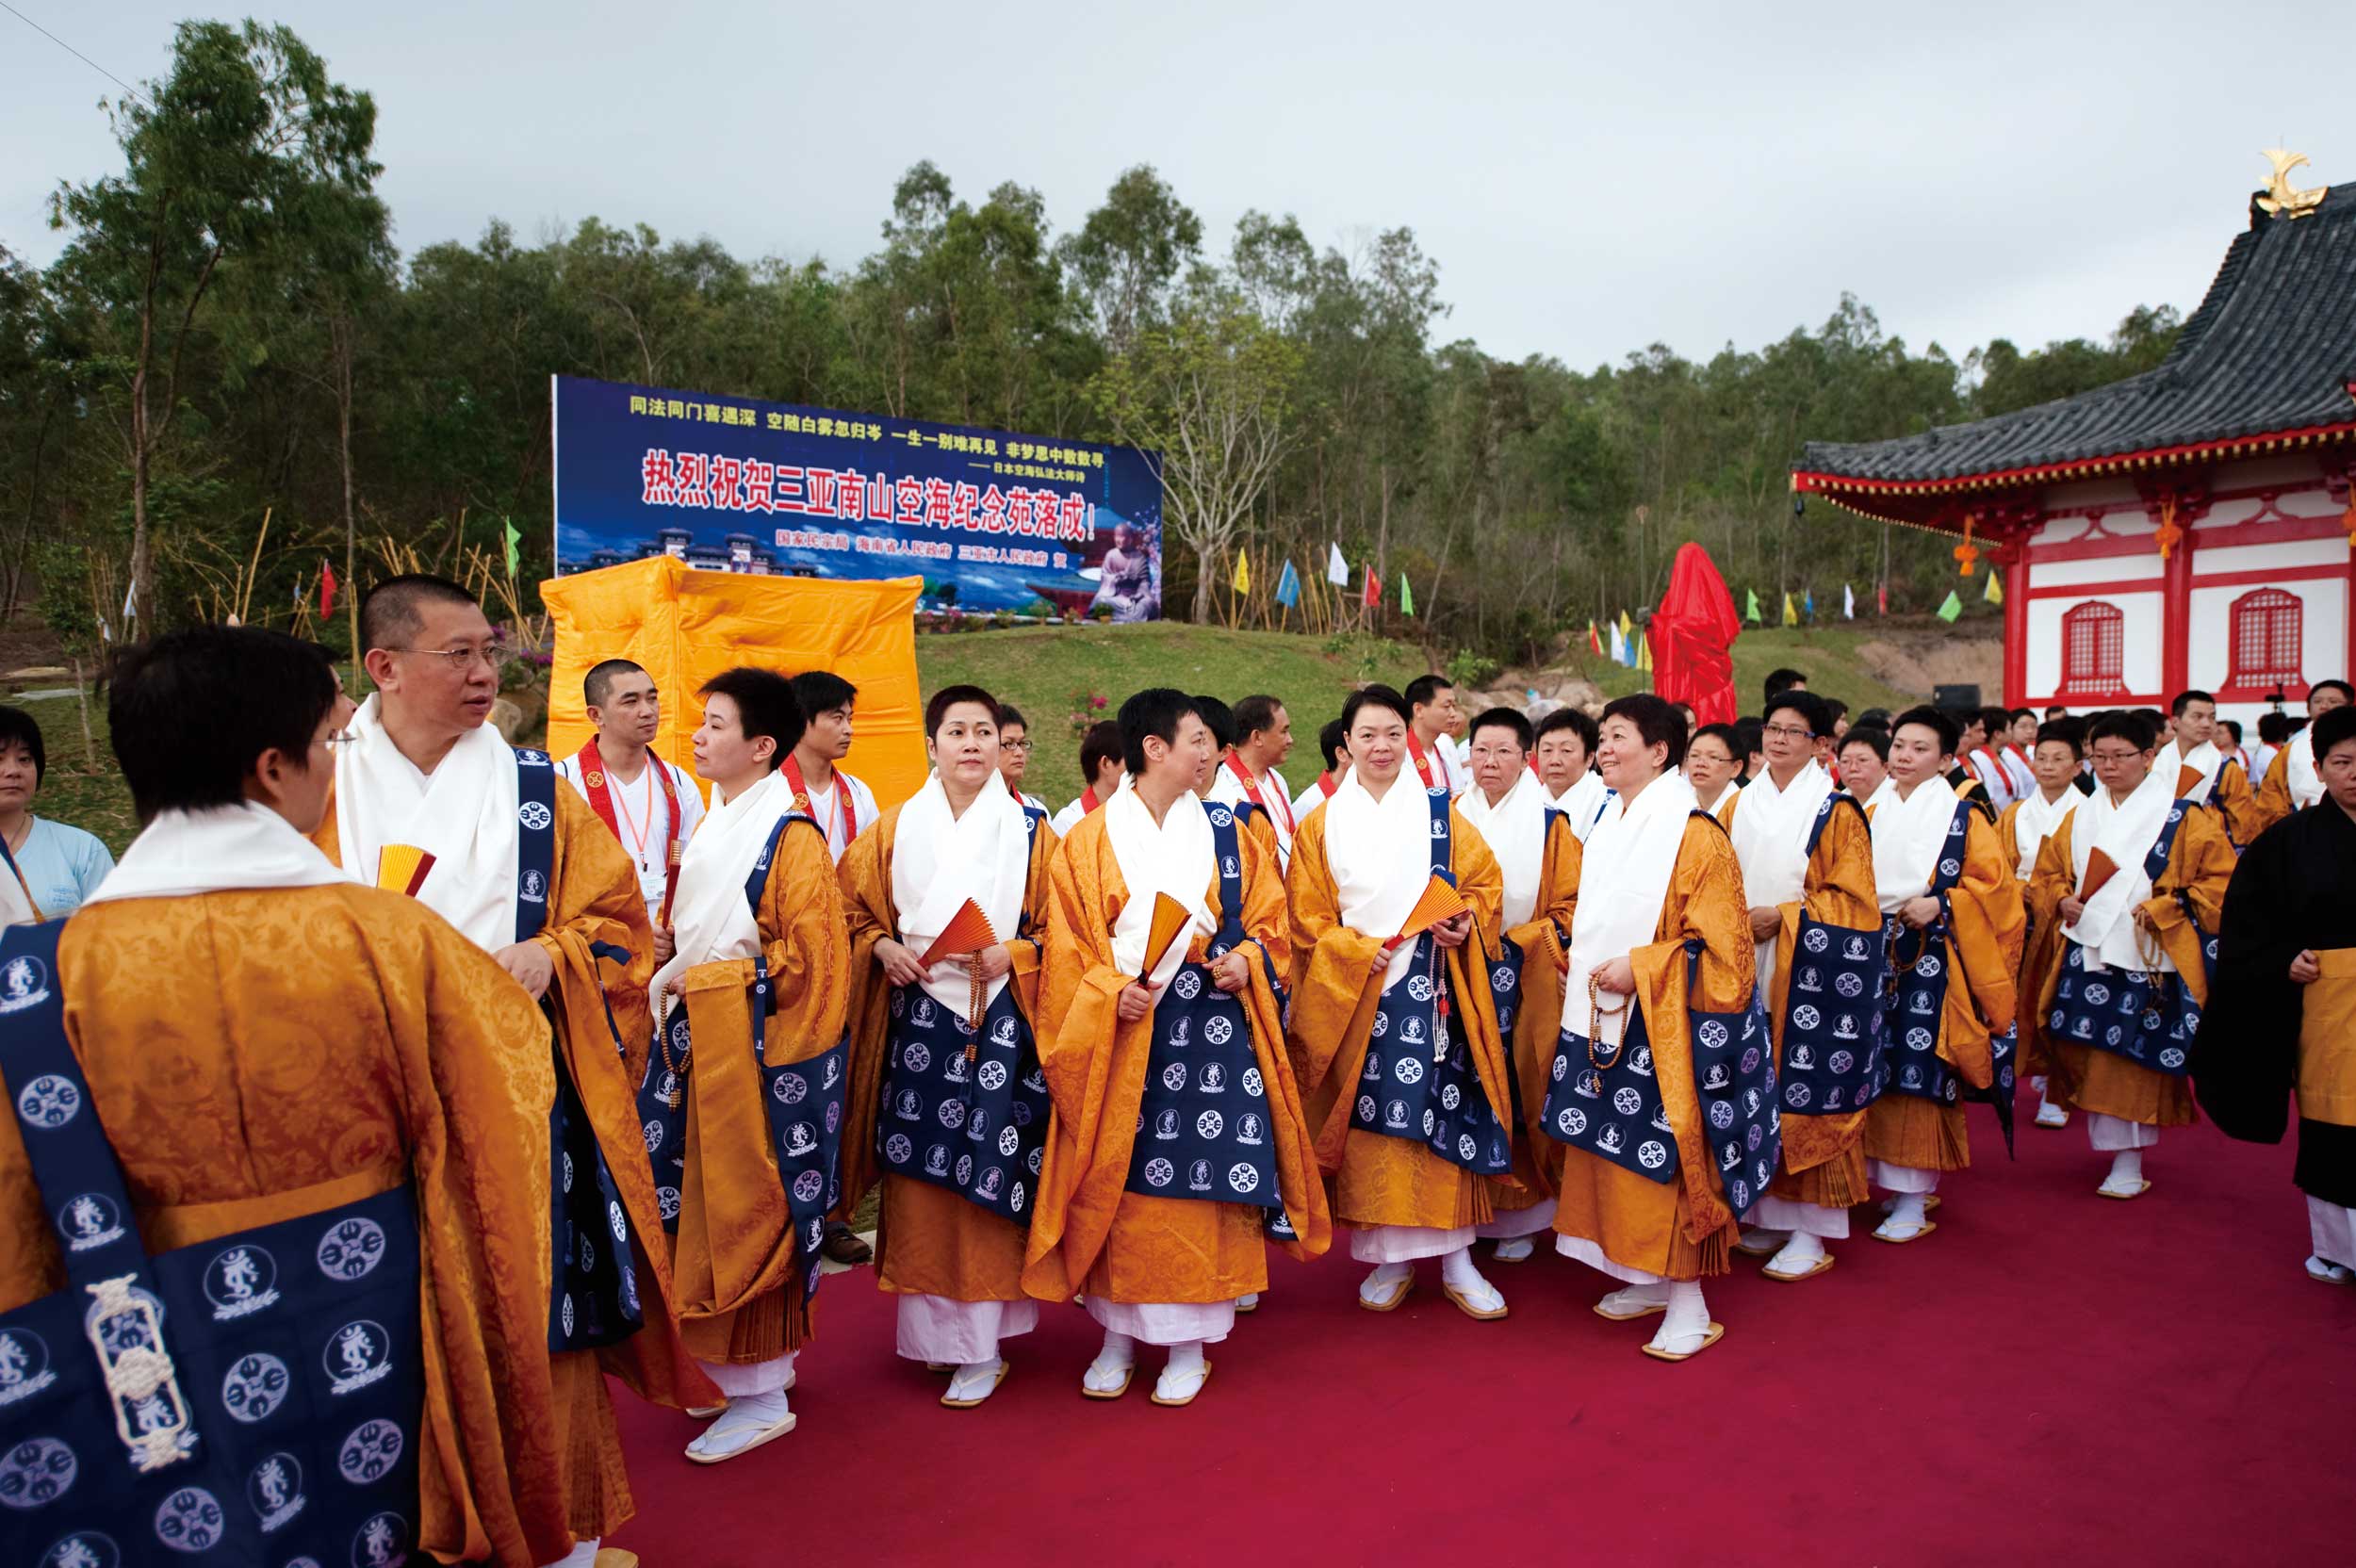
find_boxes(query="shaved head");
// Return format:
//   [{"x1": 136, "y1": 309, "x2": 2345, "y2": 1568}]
[{"x1": 358, "y1": 574, "x2": 480, "y2": 654}]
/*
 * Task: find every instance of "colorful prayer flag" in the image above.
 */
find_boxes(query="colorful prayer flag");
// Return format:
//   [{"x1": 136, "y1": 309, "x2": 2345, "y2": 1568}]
[
  {"x1": 1587, "y1": 620, "x2": 1603, "y2": 656},
  {"x1": 1984, "y1": 567, "x2": 2004, "y2": 605},
  {"x1": 1745, "y1": 588, "x2": 1762, "y2": 624},
  {"x1": 502, "y1": 519, "x2": 522, "y2": 579},
  {"x1": 1781, "y1": 593, "x2": 1798, "y2": 628},
  {"x1": 1609, "y1": 621, "x2": 1628, "y2": 665},
  {"x1": 1232, "y1": 550, "x2": 1251, "y2": 595},
  {"x1": 1399, "y1": 573, "x2": 1415, "y2": 617},
  {"x1": 1617, "y1": 609, "x2": 1634, "y2": 644},
  {"x1": 1636, "y1": 631, "x2": 1652, "y2": 673},
  {"x1": 1327, "y1": 541, "x2": 1350, "y2": 586},
  {"x1": 1936, "y1": 590, "x2": 1963, "y2": 623},
  {"x1": 1843, "y1": 582, "x2": 1856, "y2": 620},
  {"x1": 1804, "y1": 588, "x2": 1815, "y2": 620},
  {"x1": 320, "y1": 558, "x2": 338, "y2": 619},
  {"x1": 1274, "y1": 559, "x2": 1301, "y2": 609},
  {"x1": 1362, "y1": 564, "x2": 1381, "y2": 609},
  {"x1": 1876, "y1": 582, "x2": 1889, "y2": 616}
]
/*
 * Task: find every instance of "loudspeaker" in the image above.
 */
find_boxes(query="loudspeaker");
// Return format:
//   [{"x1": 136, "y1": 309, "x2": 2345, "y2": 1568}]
[{"x1": 1934, "y1": 683, "x2": 1981, "y2": 712}]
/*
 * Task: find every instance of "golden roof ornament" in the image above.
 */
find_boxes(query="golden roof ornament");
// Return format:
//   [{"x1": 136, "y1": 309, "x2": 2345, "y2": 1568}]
[{"x1": 2257, "y1": 148, "x2": 2326, "y2": 219}]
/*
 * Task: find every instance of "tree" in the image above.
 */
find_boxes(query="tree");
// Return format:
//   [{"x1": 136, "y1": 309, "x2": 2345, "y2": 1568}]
[
  {"x1": 1093, "y1": 295, "x2": 1301, "y2": 621},
  {"x1": 45, "y1": 19, "x2": 380, "y2": 631},
  {"x1": 1060, "y1": 166, "x2": 1203, "y2": 355}
]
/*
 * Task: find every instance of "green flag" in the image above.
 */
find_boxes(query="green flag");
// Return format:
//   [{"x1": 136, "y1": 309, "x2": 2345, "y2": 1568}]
[
  {"x1": 1936, "y1": 590, "x2": 1963, "y2": 623},
  {"x1": 1745, "y1": 587, "x2": 1762, "y2": 624},
  {"x1": 503, "y1": 519, "x2": 522, "y2": 579},
  {"x1": 1399, "y1": 572, "x2": 1415, "y2": 617}
]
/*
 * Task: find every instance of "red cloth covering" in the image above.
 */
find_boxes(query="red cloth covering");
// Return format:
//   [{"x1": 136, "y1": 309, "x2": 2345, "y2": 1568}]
[{"x1": 1650, "y1": 543, "x2": 1742, "y2": 727}]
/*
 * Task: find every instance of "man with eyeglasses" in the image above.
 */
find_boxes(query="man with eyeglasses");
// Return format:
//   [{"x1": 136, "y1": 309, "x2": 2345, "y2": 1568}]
[
  {"x1": 314, "y1": 574, "x2": 714, "y2": 1567},
  {"x1": 2026, "y1": 712, "x2": 2234, "y2": 1200},
  {"x1": 995, "y1": 704, "x2": 1048, "y2": 813},
  {"x1": 1718, "y1": 691, "x2": 1880, "y2": 1282}
]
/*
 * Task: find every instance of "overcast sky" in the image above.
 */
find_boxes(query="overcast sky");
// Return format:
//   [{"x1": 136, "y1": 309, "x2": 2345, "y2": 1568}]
[{"x1": 6, "y1": 1, "x2": 2351, "y2": 373}]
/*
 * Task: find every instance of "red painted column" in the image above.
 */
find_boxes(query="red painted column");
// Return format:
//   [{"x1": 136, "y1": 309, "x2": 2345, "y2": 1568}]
[
  {"x1": 2002, "y1": 538, "x2": 2027, "y2": 705},
  {"x1": 2161, "y1": 531, "x2": 2193, "y2": 699}
]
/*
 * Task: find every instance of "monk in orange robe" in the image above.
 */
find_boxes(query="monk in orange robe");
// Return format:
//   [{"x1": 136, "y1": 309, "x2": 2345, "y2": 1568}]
[
  {"x1": 2248, "y1": 679, "x2": 2350, "y2": 837},
  {"x1": 1285, "y1": 684, "x2": 1515, "y2": 1319},
  {"x1": 0, "y1": 627, "x2": 589, "y2": 1568},
  {"x1": 1719, "y1": 692, "x2": 1879, "y2": 1283},
  {"x1": 2155, "y1": 690, "x2": 2256, "y2": 844},
  {"x1": 313, "y1": 576, "x2": 712, "y2": 1556},
  {"x1": 838, "y1": 684, "x2": 1058, "y2": 1408},
  {"x1": 1455, "y1": 707, "x2": 1580, "y2": 1262},
  {"x1": 648, "y1": 669, "x2": 849, "y2": 1462},
  {"x1": 2027, "y1": 712, "x2": 2233, "y2": 1198},
  {"x1": 1541, "y1": 694, "x2": 1763, "y2": 1361},
  {"x1": 1026, "y1": 690, "x2": 1328, "y2": 1404},
  {"x1": 2004, "y1": 720, "x2": 2087, "y2": 1129},
  {"x1": 1862, "y1": 707, "x2": 2025, "y2": 1244}
]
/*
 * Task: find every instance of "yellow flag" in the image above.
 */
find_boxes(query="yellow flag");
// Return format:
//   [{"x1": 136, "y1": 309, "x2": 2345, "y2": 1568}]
[
  {"x1": 1637, "y1": 631, "x2": 1652, "y2": 672},
  {"x1": 1984, "y1": 567, "x2": 2004, "y2": 605},
  {"x1": 1233, "y1": 550, "x2": 1251, "y2": 594},
  {"x1": 1781, "y1": 592, "x2": 1798, "y2": 627},
  {"x1": 1617, "y1": 609, "x2": 1633, "y2": 641}
]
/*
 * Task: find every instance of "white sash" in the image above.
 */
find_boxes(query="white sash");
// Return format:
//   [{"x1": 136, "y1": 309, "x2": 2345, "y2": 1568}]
[
  {"x1": 86, "y1": 803, "x2": 351, "y2": 905},
  {"x1": 894, "y1": 770, "x2": 1031, "y2": 1012},
  {"x1": 1872, "y1": 776, "x2": 1959, "y2": 916},
  {"x1": 331, "y1": 694, "x2": 518, "y2": 950},
  {"x1": 2286, "y1": 729, "x2": 2323, "y2": 809},
  {"x1": 2065, "y1": 765, "x2": 2178, "y2": 972},
  {"x1": 1325, "y1": 770, "x2": 1446, "y2": 994},
  {"x1": 1551, "y1": 769, "x2": 1612, "y2": 843},
  {"x1": 1459, "y1": 768, "x2": 1549, "y2": 928},
  {"x1": 1727, "y1": 762, "x2": 1835, "y2": 991},
  {"x1": 1104, "y1": 786, "x2": 1217, "y2": 993},
  {"x1": 2010, "y1": 788, "x2": 2082, "y2": 879},
  {"x1": 1566, "y1": 770, "x2": 1698, "y2": 1049},
  {"x1": 650, "y1": 768, "x2": 792, "y2": 1005}
]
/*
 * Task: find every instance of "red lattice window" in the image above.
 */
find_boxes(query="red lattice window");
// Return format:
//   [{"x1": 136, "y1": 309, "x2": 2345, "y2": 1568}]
[
  {"x1": 2059, "y1": 600, "x2": 2124, "y2": 695},
  {"x1": 2226, "y1": 587, "x2": 2304, "y2": 691}
]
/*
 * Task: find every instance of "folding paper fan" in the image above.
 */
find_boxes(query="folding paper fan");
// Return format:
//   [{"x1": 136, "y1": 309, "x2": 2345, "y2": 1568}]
[
  {"x1": 1395, "y1": 874, "x2": 1469, "y2": 941},
  {"x1": 376, "y1": 843, "x2": 436, "y2": 898},
  {"x1": 919, "y1": 899, "x2": 998, "y2": 968},
  {"x1": 1140, "y1": 892, "x2": 1195, "y2": 978},
  {"x1": 2078, "y1": 847, "x2": 2119, "y2": 904}
]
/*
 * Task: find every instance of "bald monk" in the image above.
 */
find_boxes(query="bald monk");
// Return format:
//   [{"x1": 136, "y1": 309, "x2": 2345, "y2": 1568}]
[
  {"x1": 1862, "y1": 707, "x2": 2025, "y2": 1244},
  {"x1": 1457, "y1": 705, "x2": 1581, "y2": 1263},
  {"x1": 313, "y1": 575, "x2": 712, "y2": 1558},
  {"x1": 1542, "y1": 694, "x2": 1770, "y2": 1361},
  {"x1": 2028, "y1": 711, "x2": 2233, "y2": 1199},
  {"x1": 1720, "y1": 691, "x2": 1881, "y2": 1283},
  {"x1": 0, "y1": 627, "x2": 586, "y2": 1568},
  {"x1": 1287, "y1": 683, "x2": 1516, "y2": 1319},
  {"x1": 837, "y1": 684, "x2": 1057, "y2": 1409},
  {"x1": 2249, "y1": 680, "x2": 2352, "y2": 837},
  {"x1": 1025, "y1": 689, "x2": 1328, "y2": 1404},
  {"x1": 647, "y1": 668, "x2": 849, "y2": 1462}
]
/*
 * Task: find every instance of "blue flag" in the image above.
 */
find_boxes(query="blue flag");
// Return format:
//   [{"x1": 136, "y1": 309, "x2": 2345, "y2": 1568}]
[
  {"x1": 1274, "y1": 559, "x2": 1301, "y2": 609},
  {"x1": 1804, "y1": 587, "x2": 1815, "y2": 620}
]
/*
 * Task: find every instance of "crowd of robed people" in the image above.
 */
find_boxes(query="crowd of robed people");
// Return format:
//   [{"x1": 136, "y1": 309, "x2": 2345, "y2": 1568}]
[{"x1": 2, "y1": 575, "x2": 2351, "y2": 1568}]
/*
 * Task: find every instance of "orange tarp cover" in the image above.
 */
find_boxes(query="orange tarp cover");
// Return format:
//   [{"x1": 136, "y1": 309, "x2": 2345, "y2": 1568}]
[{"x1": 543, "y1": 556, "x2": 928, "y2": 808}]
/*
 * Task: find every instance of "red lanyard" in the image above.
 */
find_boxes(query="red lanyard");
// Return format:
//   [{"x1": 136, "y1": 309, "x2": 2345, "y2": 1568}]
[
  {"x1": 575, "y1": 741, "x2": 683, "y2": 921},
  {"x1": 784, "y1": 755, "x2": 857, "y2": 847}
]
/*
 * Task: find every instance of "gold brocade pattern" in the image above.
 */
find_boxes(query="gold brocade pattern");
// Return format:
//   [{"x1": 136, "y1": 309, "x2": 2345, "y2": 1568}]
[{"x1": 0, "y1": 887, "x2": 575, "y2": 1568}]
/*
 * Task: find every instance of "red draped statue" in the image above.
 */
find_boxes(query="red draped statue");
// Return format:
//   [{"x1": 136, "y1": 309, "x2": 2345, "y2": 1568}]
[{"x1": 1650, "y1": 543, "x2": 1742, "y2": 727}]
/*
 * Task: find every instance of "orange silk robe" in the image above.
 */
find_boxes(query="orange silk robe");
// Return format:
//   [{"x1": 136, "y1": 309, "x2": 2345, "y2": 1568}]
[
  {"x1": 1495, "y1": 813, "x2": 1581, "y2": 1213},
  {"x1": 1284, "y1": 796, "x2": 1514, "y2": 1233},
  {"x1": 1723, "y1": 792, "x2": 1882, "y2": 1211},
  {"x1": 1550, "y1": 816, "x2": 1757, "y2": 1281},
  {"x1": 2184, "y1": 753, "x2": 2256, "y2": 845},
  {"x1": 837, "y1": 803, "x2": 1055, "y2": 1304},
  {"x1": 2027, "y1": 802, "x2": 2233, "y2": 1128},
  {"x1": 670, "y1": 819, "x2": 849, "y2": 1365},
  {"x1": 0, "y1": 888, "x2": 577, "y2": 1568},
  {"x1": 2010, "y1": 796, "x2": 2071, "y2": 1080},
  {"x1": 1023, "y1": 808, "x2": 1330, "y2": 1303},
  {"x1": 2250, "y1": 746, "x2": 2299, "y2": 839},
  {"x1": 1862, "y1": 804, "x2": 2026, "y2": 1173},
  {"x1": 315, "y1": 781, "x2": 713, "y2": 1540}
]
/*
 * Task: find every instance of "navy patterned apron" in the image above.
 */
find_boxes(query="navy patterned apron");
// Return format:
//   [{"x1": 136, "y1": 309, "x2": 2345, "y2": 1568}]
[
  {"x1": 2044, "y1": 798, "x2": 2205, "y2": 1078},
  {"x1": 1348, "y1": 789, "x2": 1512, "y2": 1178},
  {"x1": 1541, "y1": 938, "x2": 1782, "y2": 1214},
  {"x1": 1776, "y1": 794, "x2": 1890, "y2": 1117},
  {"x1": 1125, "y1": 805, "x2": 1288, "y2": 1234},
  {"x1": 0, "y1": 922, "x2": 424, "y2": 1568},
  {"x1": 637, "y1": 814, "x2": 844, "y2": 1304},
  {"x1": 875, "y1": 810, "x2": 1050, "y2": 1227},
  {"x1": 514, "y1": 748, "x2": 644, "y2": 1355},
  {"x1": 1882, "y1": 798, "x2": 2019, "y2": 1149}
]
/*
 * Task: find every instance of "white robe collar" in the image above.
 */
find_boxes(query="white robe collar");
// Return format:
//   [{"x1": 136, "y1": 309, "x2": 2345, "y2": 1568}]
[
  {"x1": 893, "y1": 769, "x2": 1030, "y2": 1010},
  {"x1": 1459, "y1": 768, "x2": 1549, "y2": 928},
  {"x1": 331, "y1": 694, "x2": 520, "y2": 950},
  {"x1": 1104, "y1": 784, "x2": 1217, "y2": 992},
  {"x1": 1567, "y1": 769, "x2": 1697, "y2": 1047},
  {"x1": 1872, "y1": 776, "x2": 1960, "y2": 915},
  {"x1": 86, "y1": 803, "x2": 350, "y2": 906},
  {"x1": 1324, "y1": 769, "x2": 1448, "y2": 993}
]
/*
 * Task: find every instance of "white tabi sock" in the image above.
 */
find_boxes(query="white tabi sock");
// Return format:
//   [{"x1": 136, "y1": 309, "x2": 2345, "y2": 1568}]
[
  {"x1": 2101, "y1": 1149, "x2": 2146, "y2": 1195},
  {"x1": 1358, "y1": 1260, "x2": 1413, "y2": 1304},
  {"x1": 1154, "y1": 1340, "x2": 1210, "y2": 1402},
  {"x1": 1491, "y1": 1236, "x2": 1535, "y2": 1262},
  {"x1": 1439, "y1": 1247, "x2": 1504, "y2": 1314},
  {"x1": 685, "y1": 1389, "x2": 794, "y2": 1461},
  {"x1": 1875, "y1": 1192, "x2": 1930, "y2": 1239},
  {"x1": 1597, "y1": 1281, "x2": 1669, "y2": 1317},
  {"x1": 1084, "y1": 1330, "x2": 1136, "y2": 1394},
  {"x1": 944, "y1": 1356, "x2": 1005, "y2": 1404},
  {"x1": 540, "y1": 1540, "x2": 600, "y2": 1568},
  {"x1": 1646, "y1": 1281, "x2": 1712, "y2": 1355},
  {"x1": 1766, "y1": 1231, "x2": 1827, "y2": 1274},
  {"x1": 1740, "y1": 1226, "x2": 1789, "y2": 1252}
]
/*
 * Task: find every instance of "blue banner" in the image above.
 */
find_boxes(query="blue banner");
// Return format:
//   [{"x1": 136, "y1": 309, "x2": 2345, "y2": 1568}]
[{"x1": 550, "y1": 374, "x2": 1162, "y2": 619}]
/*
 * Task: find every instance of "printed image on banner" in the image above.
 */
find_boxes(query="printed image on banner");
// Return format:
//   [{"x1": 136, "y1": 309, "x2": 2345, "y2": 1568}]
[{"x1": 551, "y1": 374, "x2": 1162, "y2": 619}]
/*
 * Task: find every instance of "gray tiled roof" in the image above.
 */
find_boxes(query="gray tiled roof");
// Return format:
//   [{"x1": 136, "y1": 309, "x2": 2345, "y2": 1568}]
[{"x1": 1797, "y1": 185, "x2": 2356, "y2": 488}]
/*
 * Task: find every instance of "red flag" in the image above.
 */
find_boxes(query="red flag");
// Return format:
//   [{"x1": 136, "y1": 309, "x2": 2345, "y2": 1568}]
[
  {"x1": 1875, "y1": 582, "x2": 1888, "y2": 616},
  {"x1": 320, "y1": 559, "x2": 338, "y2": 619},
  {"x1": 1648, "y1": 543, "x2": 1742, "y2": 727},
  {"x1": 1587, "y1": 621, "x2": 1604, "y2": 657},
  {"x1": 1362, "y1": 564, "x2": 1381, "y2": 608}
]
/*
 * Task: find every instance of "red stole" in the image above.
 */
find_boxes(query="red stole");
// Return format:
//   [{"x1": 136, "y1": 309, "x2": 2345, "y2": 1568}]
[
  {"x1": 1406, "y1": 733, "x2": 1443, "y2": 790},
  {"x1": 1080, "y1": 784, "x2": 1104, "y2": 815},
  {"x1": 573, "y1": 740, "x2": 685, "y2": 922},
  {"x1": 1316, "y1": 772, "x2": 1338, "y2": 799},
  {"x1": 1223, "y1": 753, "x2": 1295, "y2": 834},
  {"x1": 784, "y1": 754, "x2": 858, "y2": 844}
]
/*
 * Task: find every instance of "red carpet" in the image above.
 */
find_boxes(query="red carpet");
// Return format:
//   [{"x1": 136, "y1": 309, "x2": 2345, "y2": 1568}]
[{"x1": 609, "y1": 1107, "x2": 2352, "y2": 1566}]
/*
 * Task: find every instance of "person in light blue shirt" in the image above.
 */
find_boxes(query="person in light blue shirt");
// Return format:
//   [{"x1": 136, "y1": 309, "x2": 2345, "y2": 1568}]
[{"x1": 0, "y1": 704, "x2": 115, "y2": 921}]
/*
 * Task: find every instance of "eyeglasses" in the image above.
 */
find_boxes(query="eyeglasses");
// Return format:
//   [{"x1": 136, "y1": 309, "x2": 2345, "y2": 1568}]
[
  {"x1": 383, "y1": 645, "x2": 501, "y2": 673},
  {"x1": 323, "y1": 730, "x2": 357, "y2": 747},
  {"x1": 1002, "y1": 739, "x2": 1033, "y2": 753},
  {"x1": 1761, "y1": 724, "x2": 1814, "y2": 742},
  {"x1": 2089, "y1": 747, "x2": 2146, "y2": 764}
]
